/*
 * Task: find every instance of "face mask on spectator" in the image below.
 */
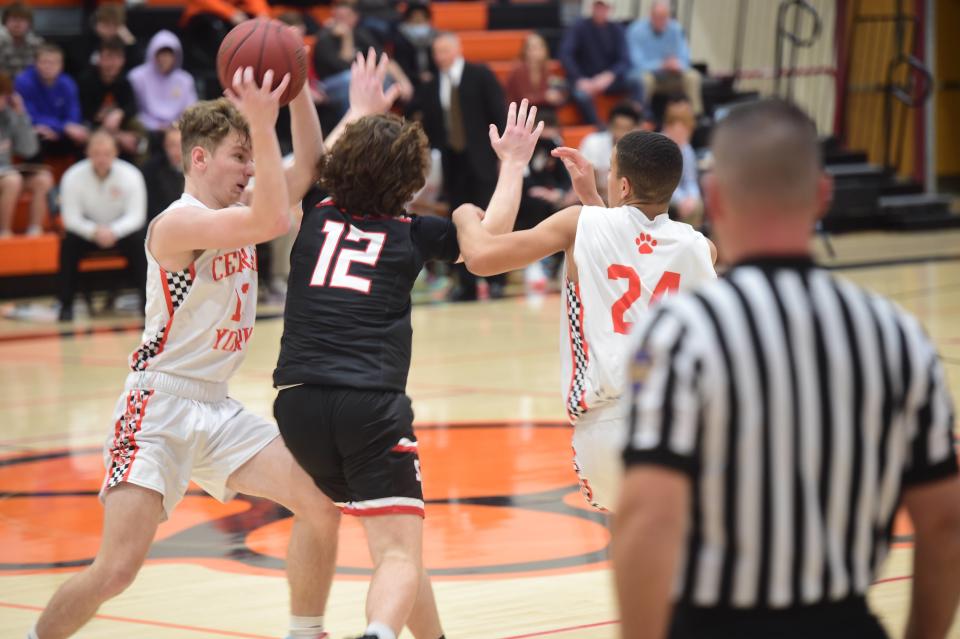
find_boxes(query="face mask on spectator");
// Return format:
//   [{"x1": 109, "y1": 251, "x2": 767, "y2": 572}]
[{"x1": 400, "y1": 23, "x2": 432, "y2": 43}]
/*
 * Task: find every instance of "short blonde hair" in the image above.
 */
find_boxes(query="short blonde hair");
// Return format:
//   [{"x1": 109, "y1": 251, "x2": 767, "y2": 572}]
[{"x1": 178, "y1": 98, "x2": 250, "y2": 174}]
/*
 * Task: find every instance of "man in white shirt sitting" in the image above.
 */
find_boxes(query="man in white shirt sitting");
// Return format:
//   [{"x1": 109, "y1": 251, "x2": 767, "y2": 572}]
[{"x1": 58, "y1": 129, "x2": 147, "y2": 321}]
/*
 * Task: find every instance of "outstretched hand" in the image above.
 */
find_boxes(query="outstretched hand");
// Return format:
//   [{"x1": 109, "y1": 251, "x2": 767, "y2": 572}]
[
  {"x1": 224, "y1": 66, "x2": 290, "y2": 128},
  {"x1": 349, "y1": 47, "x2": 402, "y2": 117},
  {"x1": 552, "y1": 146, "x2": 602, "y2": 206},
  {"x1": 489, "y1": 99, "x2": 545, "y2": 165}
]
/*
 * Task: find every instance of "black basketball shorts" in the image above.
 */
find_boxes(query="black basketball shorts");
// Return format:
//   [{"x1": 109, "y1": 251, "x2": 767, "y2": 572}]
[{"x1": 274, "y1": 384, "x2": 424, "y2": 517}]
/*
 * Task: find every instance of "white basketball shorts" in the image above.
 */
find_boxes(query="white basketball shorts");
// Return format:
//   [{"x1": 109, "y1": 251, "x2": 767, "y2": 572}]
[
  {"x1": 571, "y1": 399, "x2": 629, "y2": 512},
  {"x1": 99, "y1": 371, "x2": 279, "y2": 520}
]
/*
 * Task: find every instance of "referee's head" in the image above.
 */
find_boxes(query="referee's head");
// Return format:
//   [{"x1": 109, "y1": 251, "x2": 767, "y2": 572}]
[{"x1": 705, "y1": 99, "x2": 833, "y2": 260}]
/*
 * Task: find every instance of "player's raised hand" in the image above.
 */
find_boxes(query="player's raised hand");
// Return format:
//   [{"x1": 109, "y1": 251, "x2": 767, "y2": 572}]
[
  {"x1": 348, "y1": 47, "x2": 402, "y2": 117},
  {"x1": 489, "y1": 99, "x2": 545, "y2": 165},
  {"x1": 552, "y1": 146, "x2": 602, "y2": 206},
  {"x1": 225, "y1": 66, "x2": 290, "y2": 127}
]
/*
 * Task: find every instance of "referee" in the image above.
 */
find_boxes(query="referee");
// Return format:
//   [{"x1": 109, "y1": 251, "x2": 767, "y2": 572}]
[{"x1": 613, "y1": 99, "x2": 960, "y2": 639}]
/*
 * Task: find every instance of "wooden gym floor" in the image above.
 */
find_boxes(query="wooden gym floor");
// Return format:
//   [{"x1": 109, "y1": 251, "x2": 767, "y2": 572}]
[{"x1": 0, "y1": 229, "x2": 958, "y2": 638}]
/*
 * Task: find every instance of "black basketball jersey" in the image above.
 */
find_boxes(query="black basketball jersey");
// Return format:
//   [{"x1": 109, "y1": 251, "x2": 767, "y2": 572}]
[{"x1": 273, "y1": 188, "x2": 460, "y2": 391}]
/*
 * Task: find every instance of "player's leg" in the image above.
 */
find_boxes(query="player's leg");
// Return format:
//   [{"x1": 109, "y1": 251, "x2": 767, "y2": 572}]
[
  {"x1": 361, "y1": 513, "x2": 423, "y2": 637},
  {"x1": 223, "y1": 434, "x2": 341, "y2": 623},
  {"x1": 571, "y1": 408, "x2": 628, "y2": 512},
  {"x1": 33, "y1": 484, "x2": 163, "y2": 639},
  {"x1": 338, "y1": 390, "x2": 442, "y2": 639},
  {"x1": 404, "y1": 569, "x2": 444, "y2": 639}
]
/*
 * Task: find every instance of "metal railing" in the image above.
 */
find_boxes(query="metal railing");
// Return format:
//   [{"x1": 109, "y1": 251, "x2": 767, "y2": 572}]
[{"x1": 773, "y1": 0, "x2": 823, "y2": 101}]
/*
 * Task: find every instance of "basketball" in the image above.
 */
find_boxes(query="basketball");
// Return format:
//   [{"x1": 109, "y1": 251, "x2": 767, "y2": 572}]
[{"x1": 216, "y1": 18, "x2": 307, "y2": 107}]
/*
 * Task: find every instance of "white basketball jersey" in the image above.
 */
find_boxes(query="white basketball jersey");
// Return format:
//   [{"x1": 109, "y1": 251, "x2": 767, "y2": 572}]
[
  {"x1": 561, "y1": 206, "x2": 715, "y2": 422},
  {"x1": 128, "y1": 193, "x2": 259, "y2": 384}
]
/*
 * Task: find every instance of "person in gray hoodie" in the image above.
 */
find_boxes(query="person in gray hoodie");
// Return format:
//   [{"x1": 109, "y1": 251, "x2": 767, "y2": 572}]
[
  {"x1": 0, "y1": 70, "x2": 53, "y2": 236},
  {"x1": 127, "y1": 30, "x2": 197, "y2": 133}
]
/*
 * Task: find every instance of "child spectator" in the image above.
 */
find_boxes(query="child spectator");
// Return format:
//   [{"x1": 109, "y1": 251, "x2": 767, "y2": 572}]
[
  {"x1": 0, "y1": 1, "x2": 41, "y2": 79},
  {"x1": 392, "y1": 2, "x2": 437, "y2": 89},
  {"x1": 661, "y1": 97, "x2": 703, "y2": 228},
  {"x1": 127, "y1": 31, "x2": 197, "y2": 134},
  {"x1": 79, "y1": 37, "x2": 145, "y2": 162},
  {"x1": 82, "y1": 4, "x2": 139, "y2": 72},
  {"x1": 15, "y1": 42, "x2": 89, "y2": 158},
  {"x1": 142, "y1": 125, "x2": 182, "y2": 222}
]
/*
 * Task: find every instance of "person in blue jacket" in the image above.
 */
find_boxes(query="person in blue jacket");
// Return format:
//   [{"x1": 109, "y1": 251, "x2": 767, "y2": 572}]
[{"x1": 15, "y1": 42, "x2": 89, "y2": 158}]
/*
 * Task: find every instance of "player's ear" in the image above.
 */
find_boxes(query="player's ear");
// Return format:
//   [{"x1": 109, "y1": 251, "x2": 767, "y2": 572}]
[
  {"x1": 619, "y1": 175, "x2": 631, "y2": 203},
  {"x1": 190, "y1": 145, "x2": 207, "y2": 172}
]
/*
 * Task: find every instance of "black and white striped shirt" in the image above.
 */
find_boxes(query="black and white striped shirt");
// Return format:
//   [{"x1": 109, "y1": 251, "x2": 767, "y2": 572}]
[{"x1": 623, "y1": 256, "x2": 957, "y2": 610}]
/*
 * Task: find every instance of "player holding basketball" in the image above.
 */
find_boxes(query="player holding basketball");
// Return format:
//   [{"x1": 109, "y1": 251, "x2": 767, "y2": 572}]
[
  {"x1": 271, "y1": 55, "x2": 544, "y2": 638},
  {"x1": 453, "y1": 132, "x2": 717, "y2": 512},
  {"x1": 27, "y1": 69, "x2": 344, "y2": 639}
]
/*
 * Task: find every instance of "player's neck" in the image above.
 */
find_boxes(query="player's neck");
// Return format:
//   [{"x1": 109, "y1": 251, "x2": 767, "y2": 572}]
[
  {"x1": 619, "y1": 198, "x2": 668, "y2": 221},
  {"x1": 184, "y1": 177, "x2": 228, "y2": 210}
]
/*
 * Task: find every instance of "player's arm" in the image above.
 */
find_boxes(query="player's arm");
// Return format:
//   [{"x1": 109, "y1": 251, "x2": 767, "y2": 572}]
[
  {"x1": 324, "y1": 48, "x2": 401, "y2": 150},
  {"x1": 452, "y1": 204, "x2": 580, "y2": 276},
  {"x1": 151, "y1": 68, "x2": 291, "y2": 258},
  {"x1": 480, "y1": 98, "x2": 545, "y2": 235},
  {"x1": 284, "y1": 80, "x2": 324, "y2": 205},
  {"x1": 552, "y1": 146, "x2": 604, "y2": 206}
]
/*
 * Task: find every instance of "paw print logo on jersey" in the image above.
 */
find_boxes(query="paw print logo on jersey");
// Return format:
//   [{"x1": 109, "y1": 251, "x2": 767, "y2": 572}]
[{"x1": 635, "y1": 232, "x2": 657, "y2": 255}]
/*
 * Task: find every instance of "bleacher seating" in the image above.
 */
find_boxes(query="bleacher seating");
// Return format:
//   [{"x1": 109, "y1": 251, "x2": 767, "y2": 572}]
[{"x1": 0, "y1": 0, "x2": 620, "y2": 294}]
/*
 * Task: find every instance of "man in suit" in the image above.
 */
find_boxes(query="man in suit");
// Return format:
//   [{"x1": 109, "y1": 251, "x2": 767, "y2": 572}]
[{"x1": 408, "y1": 32, "x2": 507, "y2": 301}]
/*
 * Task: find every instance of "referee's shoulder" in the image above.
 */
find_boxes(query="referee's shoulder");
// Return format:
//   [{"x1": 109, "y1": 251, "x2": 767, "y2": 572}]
[{"x1": 834, "y1": 272, "x2": 931, "y2": 339}]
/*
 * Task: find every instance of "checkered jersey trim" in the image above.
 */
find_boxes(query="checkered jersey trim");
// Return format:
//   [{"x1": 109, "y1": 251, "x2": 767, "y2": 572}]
[
  {"x1": 105, "y1": 389, "x2": 154, "y2": 489},
  {"x1": 130, "y1": 266, "x2": 194, "y2": 372},
  {"x1": 565, "y1": 278, "x2": 589, "y2": 422}
]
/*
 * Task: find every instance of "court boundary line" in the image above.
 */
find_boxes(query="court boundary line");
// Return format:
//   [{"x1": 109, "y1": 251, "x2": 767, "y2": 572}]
[
  {"x1": 0, "y1": 601, "x2": 275, "y2": 638},
  {"x1": 497, "y1": 619, "x2": 620, "y2": 638}
]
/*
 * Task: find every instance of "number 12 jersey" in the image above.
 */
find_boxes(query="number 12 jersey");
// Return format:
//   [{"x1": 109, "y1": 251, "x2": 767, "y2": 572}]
[
  {"x1": 562, "y1": 206, "x2": 716, "y2": 423},
  {"x1": 273, "y1": 188, "x2": 461, "y2": 392}
]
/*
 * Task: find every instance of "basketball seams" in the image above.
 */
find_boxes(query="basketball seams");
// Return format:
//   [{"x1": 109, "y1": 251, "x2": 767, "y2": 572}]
[
  {"x1": 217, "y1": 17, "x2": 306, "y2": 105},
  {"x1": 220, "y1": 19, "x2": 261, "y2": 90}
]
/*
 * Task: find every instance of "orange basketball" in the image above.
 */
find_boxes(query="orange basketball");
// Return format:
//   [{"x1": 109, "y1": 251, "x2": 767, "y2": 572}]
[{"x1": 216, "y1": 17, "x2": 307, "y2": 107}]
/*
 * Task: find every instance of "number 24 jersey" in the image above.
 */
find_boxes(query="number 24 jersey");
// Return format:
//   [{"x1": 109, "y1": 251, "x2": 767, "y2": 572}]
[{"x1": 562, "y1": 206, "x2": 716, "y2": 422}]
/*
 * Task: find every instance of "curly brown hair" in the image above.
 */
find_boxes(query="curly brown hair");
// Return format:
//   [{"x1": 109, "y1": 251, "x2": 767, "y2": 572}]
[
  {"x1": 178, "y1": 98, "x2": 250, "y2": 175},
  {"x1": 320, "y1": 114, "x2": 429, "y2": 218}
]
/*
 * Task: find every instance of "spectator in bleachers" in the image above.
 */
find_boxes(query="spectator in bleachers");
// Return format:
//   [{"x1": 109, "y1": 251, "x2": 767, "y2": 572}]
[
  {"x1": 391, "y1": 1, "x2": 437, "y2": 90},
  {"x1": 0, "y1": 1, "x2": 41, "y2": 79},
  {"x1": 579, "y1": 101, "x2": 645, "y2": 200},
  {"x1": 662, "y1": 97, "x2": 702, "y2": 228},
  {"x1": 79, "y1": 38, "x2": 146, "y2": 163},
  {"x1": 180, "y1": 0, "x2": 269, "y2": 96},
  {"x1": 505, "y1": 32, "x2": 566, "y2": 112},
  {"x1": 57, "y1": 130, "x2": 147, "y2": 322},
  {"x1": 626, "y1": 0, "x2": 703, "y2": 115},
  {"x1": 16, "y1": 43, "x2": 89, "y2": 159},
  {"x1": 559, "y1": 0, "x2": 642, "y2": 126},
  {"x1": 128, "y1": 31, "x2": 197, "y2": 134},
  {"x1": 313, "y1": 0, "x2": 413, "y2": 119},
  {"x1": 0, "y1": 70, "x2": 52, "y2": 237},
  {"x1": 142, "y1": 125, "x2": 182, "y2": 222},
  {"x1": 80, "y1": 4, "x2": 140, "y2": 73},
  {"x1": 408, "y1": 31, "x2": 507, "y2": 301}
]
